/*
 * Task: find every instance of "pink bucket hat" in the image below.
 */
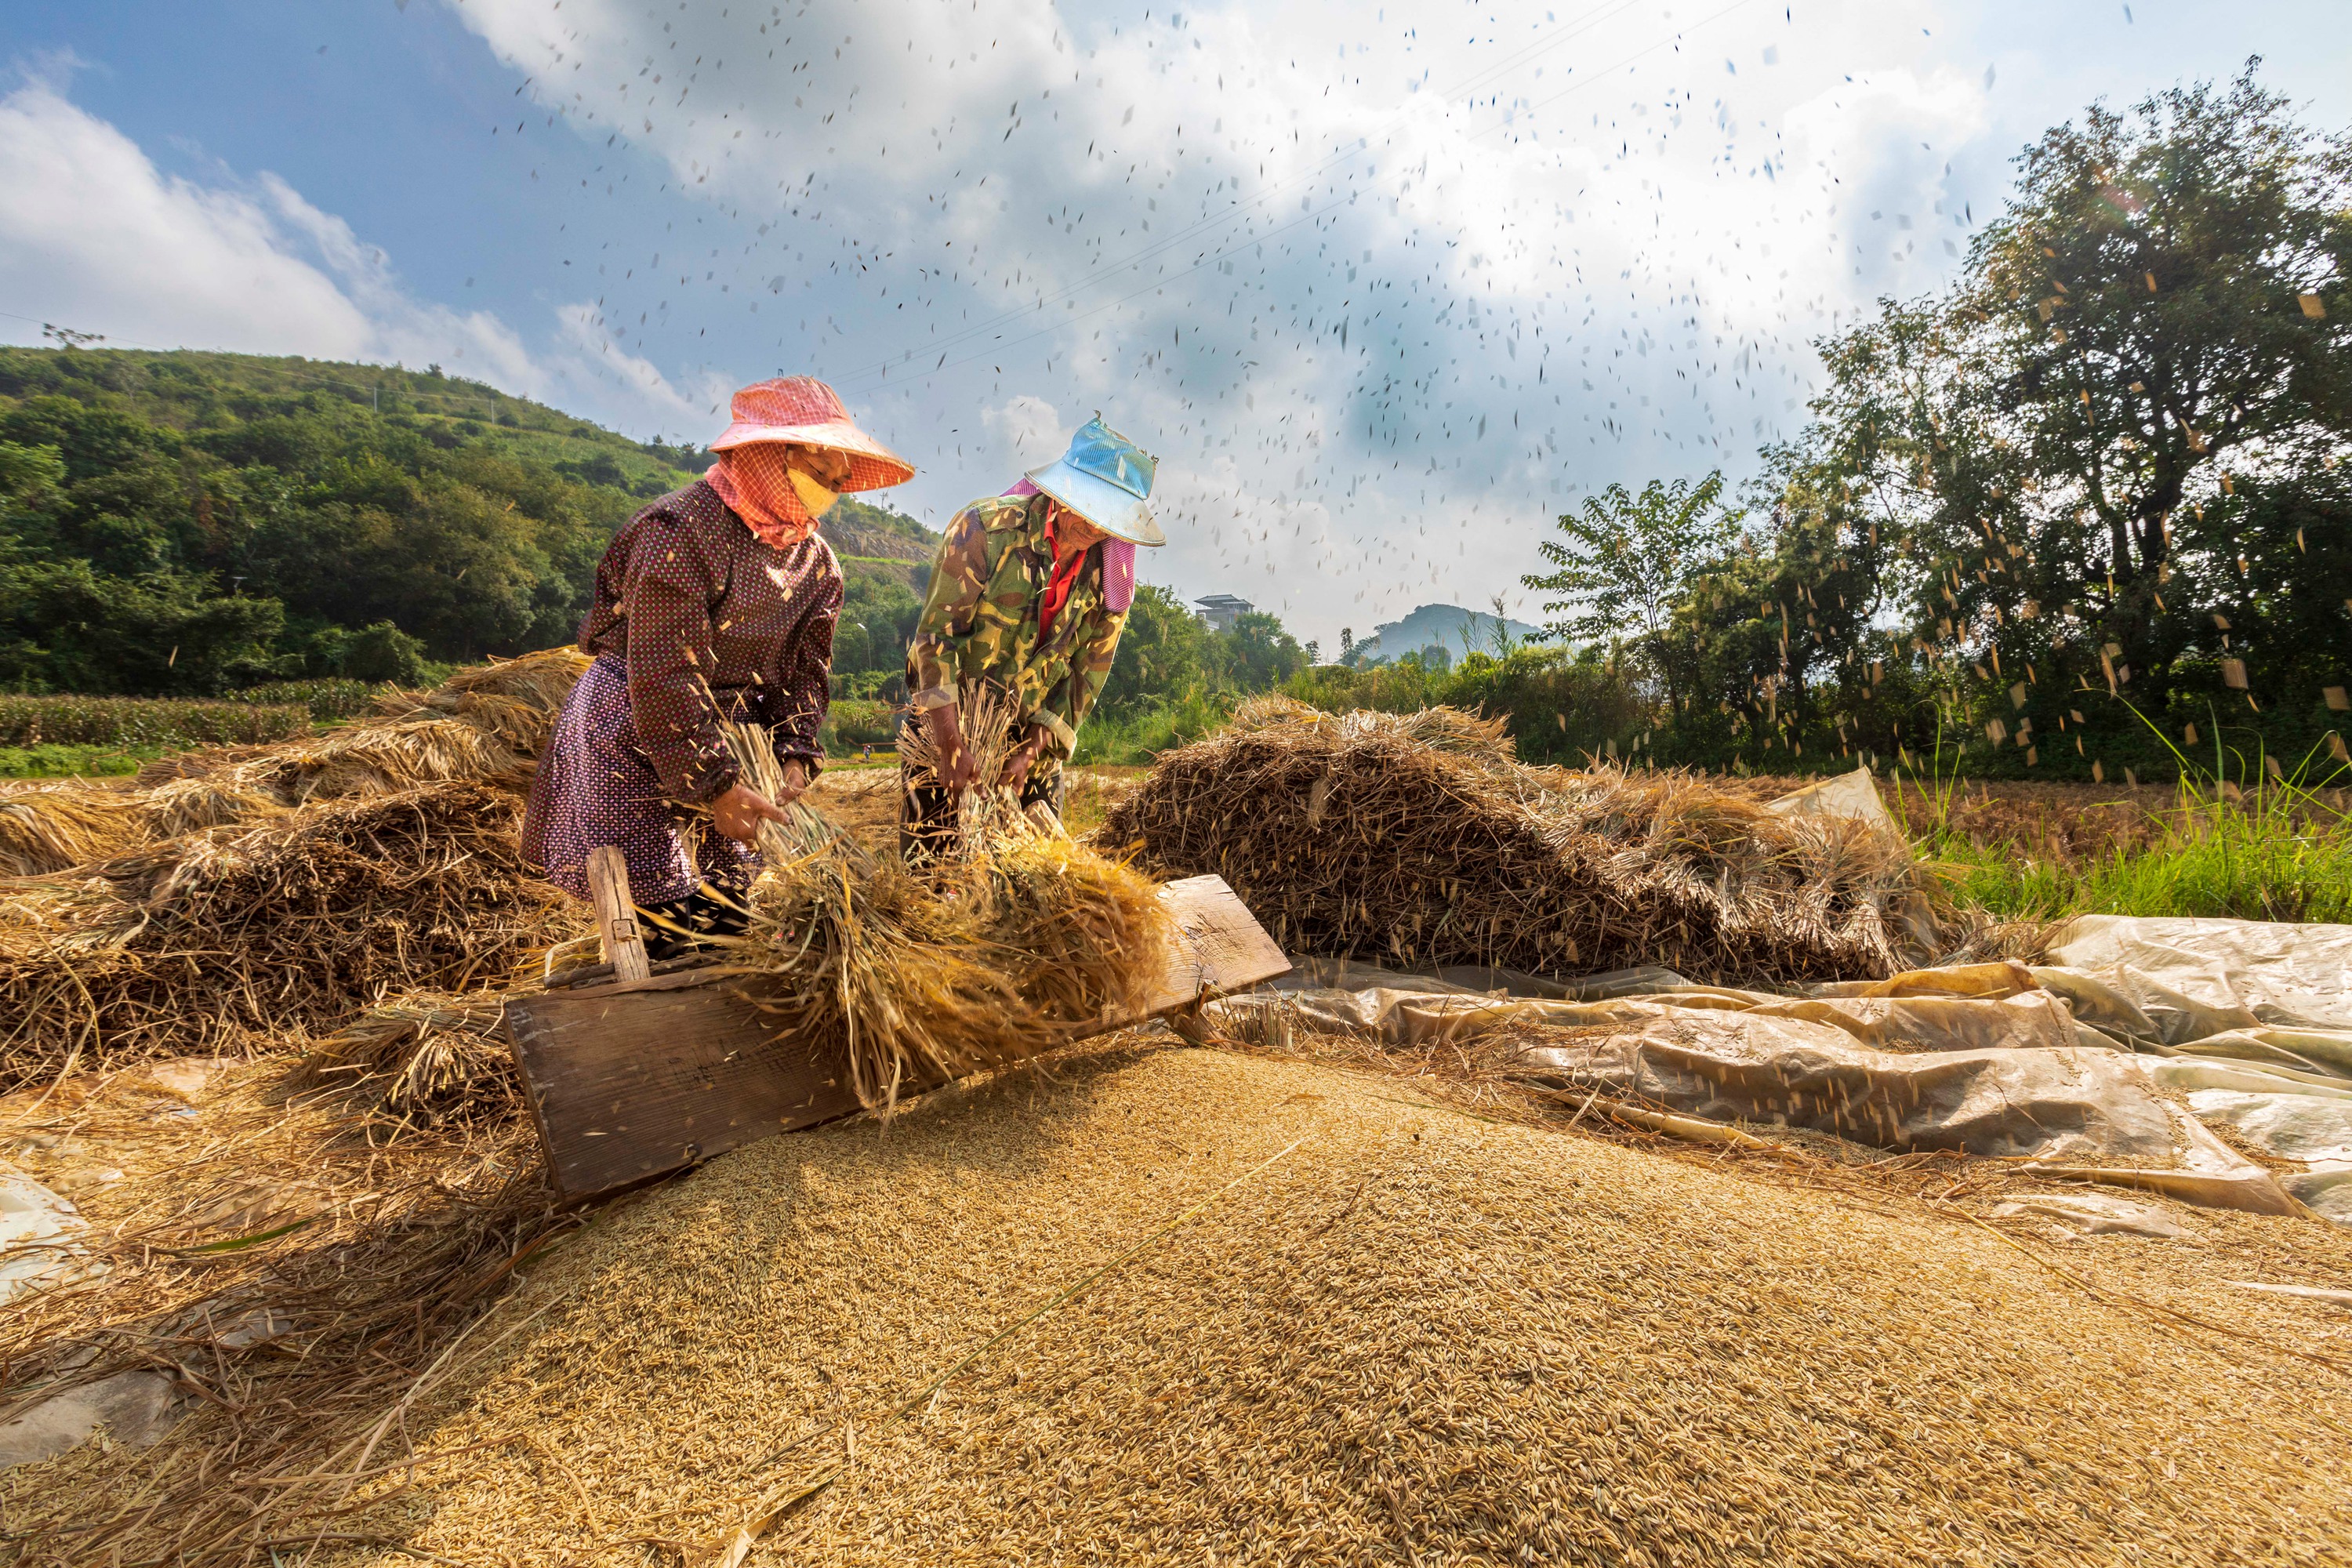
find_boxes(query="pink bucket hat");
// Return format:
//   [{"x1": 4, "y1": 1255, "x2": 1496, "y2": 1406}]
[{"x1": 709, "y1": 376, "x2": 914, "y2": 492}]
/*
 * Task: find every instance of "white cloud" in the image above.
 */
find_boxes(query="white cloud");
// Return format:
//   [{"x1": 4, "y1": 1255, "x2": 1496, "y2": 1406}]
[
  {"x1": 438, "y1": 0, "x2": 2013, "y2": 642},
  {"x1": 982, "y1": 394, "x2": 1065, "y2": 466},
  {"x1": 0, "y1": 69, "x2": 711, "y2": 438},
  {"x1": 0, "y1": 74, "x2": 372, "y2": 357}
]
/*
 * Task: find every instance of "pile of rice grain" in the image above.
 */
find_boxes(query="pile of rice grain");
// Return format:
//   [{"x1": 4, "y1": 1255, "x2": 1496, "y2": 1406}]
[
  {"x1": 23, "y1": 1041, "x2": 2345, "y2": 1566},
  {"x1": 1102, "y1": 699, "x2": 1950, "y2": 987}
]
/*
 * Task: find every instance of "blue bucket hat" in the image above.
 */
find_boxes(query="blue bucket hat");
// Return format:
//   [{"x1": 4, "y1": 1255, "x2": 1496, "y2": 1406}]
[{"x1": 1025, "y1": 414, "x2": 1164, "y2": 546}]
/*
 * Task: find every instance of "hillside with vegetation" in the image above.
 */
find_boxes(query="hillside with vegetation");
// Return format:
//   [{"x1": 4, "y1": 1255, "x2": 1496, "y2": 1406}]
[{"x1": 0, "y1": 347, "x2": 939, "y2": 697}]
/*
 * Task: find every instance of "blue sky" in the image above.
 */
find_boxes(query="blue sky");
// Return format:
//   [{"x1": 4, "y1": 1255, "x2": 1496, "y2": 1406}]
[{"x1": 3, "y1": 1, "x2": 2344, "y2": 651}]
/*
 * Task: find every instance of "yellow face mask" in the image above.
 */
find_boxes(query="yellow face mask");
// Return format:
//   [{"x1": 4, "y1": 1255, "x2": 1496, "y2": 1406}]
[{"x1": 786, "y1": 466, "x2": 840, "y2": 517}]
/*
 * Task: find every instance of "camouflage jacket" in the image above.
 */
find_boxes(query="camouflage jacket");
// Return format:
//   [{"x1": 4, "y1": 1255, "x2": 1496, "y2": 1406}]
[{"x1": 905, "y1": 492, "x2": 1125, "y2": 759}]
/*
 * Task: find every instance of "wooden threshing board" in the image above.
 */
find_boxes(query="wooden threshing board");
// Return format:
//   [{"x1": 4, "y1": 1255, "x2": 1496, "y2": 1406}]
[{"x1": 503, "y1": 874, "x2": 1287, "y2": 1201}]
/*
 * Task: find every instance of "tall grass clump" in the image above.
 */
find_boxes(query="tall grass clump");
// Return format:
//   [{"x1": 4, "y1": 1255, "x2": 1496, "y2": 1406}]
[{"x1": 1892, "y1": 718, "x2": 2352, "y2": 924}]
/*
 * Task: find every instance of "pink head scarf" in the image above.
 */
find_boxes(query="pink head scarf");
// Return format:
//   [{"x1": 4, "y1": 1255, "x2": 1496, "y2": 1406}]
[{"x1": 1005, "y1": 478, "x2": 1137, "y2": 613}]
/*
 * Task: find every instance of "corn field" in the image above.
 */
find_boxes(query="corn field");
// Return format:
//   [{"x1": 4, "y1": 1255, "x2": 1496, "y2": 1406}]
[{"x1": 0, "y1": 694, "x2": 312, "y2": 750}]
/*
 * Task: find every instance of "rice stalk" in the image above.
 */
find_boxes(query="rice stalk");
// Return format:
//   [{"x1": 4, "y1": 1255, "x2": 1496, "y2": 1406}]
[
  {"x1": 712, "y1": 705, "x2": 1165, "y2": 1116},
  {"x1": 0, "y1": 783, "x2": 587, "y2": 1087},
  {"x1": 135, "y1": 775, "x2": 287, "y2": 839},
  {"x1": 708, "y1": 724, "x2": 1029, "y2": 1113},
  {"x1": 301, "y1": 989, "x2": 521, "y2": 1131}
]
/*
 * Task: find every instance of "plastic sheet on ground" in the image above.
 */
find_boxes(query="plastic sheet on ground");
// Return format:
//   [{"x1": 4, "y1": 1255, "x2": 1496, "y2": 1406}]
[
  {"x1": 2044, "y1": 915, "x2": 2352, "y2": 1040},
  {"x1": 1214, "y1": 976, "x2": 2294, "y2": 1214},
  {"x1": 0, "y1": 1169, "x2": 104, "y2": 1305},
  {"x1": 1762, "y1": 765, "x2": 1901, "y2": 837}
]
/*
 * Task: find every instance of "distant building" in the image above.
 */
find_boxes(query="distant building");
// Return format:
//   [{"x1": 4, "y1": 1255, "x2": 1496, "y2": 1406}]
[{"x1": 1195, "y1": 593, "x2": 1255, "y2": 632}]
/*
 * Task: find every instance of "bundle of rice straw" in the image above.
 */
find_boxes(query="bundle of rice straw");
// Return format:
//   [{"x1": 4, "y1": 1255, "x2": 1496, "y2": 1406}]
[
  {"x1": 1100, "y1": 699, "x2": 1952, "y2": 987},
  {"x1": 0, "y1": 782, "x2": 584, "y2": 1086},
  {"x1": 372, "y1": 644, "x2": 594, "y2": 753},
  {"x1": 132, "y1": 645, "x2": 590, "y2": 800},
  {"x1": 713, "y1": 686, "x2": 1165, "y2": 1112},
  {"x1": 0, "y1": 650, "x2": 591, "y2": 886},
  {"x1": 301, "y1": 988, "x2": 521, "y2": 1131},
  {"x1": 713, "y1": 735, "x2": 1029, "y2": 1113},
  {"x1": 0, "y1": 785, "x2": 145, "y2": 877}
]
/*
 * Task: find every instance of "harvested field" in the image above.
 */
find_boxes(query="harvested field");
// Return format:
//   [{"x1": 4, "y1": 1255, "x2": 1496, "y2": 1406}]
[
  {"x1": 1724, "y1": 771, "x2": 2352, "y2": 868},
  {"x1": 1103, "y1": 700, "x2": 1957, "y2": 986},
  {"x1": 804, "y1": 765, "x2": 902, "y2": 855},
  {"x1": 20, "y1": 1040, "x2": 2348, "y2": 1566}
]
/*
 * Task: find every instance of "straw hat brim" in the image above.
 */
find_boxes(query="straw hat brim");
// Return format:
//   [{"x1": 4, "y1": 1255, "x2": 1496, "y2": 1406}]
[{"x1": 710, "y1": 419, "x2": 915, "y2": 491}]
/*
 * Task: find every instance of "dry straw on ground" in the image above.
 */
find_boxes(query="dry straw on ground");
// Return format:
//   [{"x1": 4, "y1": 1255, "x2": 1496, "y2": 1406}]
[
  {"x1": 24, "y1": 1040, "x2": 2347, "y2": 1567},
  {"x1": 0, "y1": 647, "x2": 589, "y2": 881},
  {"x1": 0, "y1": 1051, "x2": 562, "y2": 1568},
  {"x1": 1102, "y1": 699, "x2": 1956, "y2": 987},
  {"x1": 0, "y1": 648, "x2": 597, "y2": 1087},
  {"x1": 0, "y1": 783, "x2": 583, "y2": 1087}
]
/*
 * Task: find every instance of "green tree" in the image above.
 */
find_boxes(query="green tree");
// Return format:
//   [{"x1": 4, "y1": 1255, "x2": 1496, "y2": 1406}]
[
  {"x1": 1098, "y1": 584, "x2": 1210, "y2": 713},
  {"x1": 1522, "y1": 471, "x2": 1741, "y2": 715},
  {"x1": 1215, "y1": 609, "x2": 1309, "y2": 691},
  {"x1": 1809, "y1": 63, "x2": 2352, "y2": 738}
]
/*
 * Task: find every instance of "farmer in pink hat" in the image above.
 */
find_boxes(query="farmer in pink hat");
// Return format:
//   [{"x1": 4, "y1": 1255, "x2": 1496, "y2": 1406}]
[{"x1": 524, "y1": 377, "x2": 913, "y2": 953}]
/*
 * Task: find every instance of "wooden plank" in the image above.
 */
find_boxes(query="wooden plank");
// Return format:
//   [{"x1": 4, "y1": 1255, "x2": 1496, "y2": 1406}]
[
  {"x1": 585, "y1": 846, "x2": 652, "y2": 983},
  {"x1": 506, "y1": 874, "x2": 1287, "y2": 1201}
]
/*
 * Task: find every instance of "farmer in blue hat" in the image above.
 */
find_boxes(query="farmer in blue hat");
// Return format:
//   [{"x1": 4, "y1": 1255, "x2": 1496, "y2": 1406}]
[{"x1": 900, "y1": 415, "x2": 1164, "y2": 862}]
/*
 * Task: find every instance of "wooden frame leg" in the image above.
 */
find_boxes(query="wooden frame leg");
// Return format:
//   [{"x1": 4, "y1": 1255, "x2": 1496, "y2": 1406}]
[{"x1": 586, "y1": 845, "x2": 653, "y2": 984}]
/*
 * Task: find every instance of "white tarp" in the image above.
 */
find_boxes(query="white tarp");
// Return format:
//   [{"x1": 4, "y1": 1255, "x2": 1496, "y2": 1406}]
[
  {"x1": 2045, "y1": 915, "x2": 2352, "y2": 1039},
  {"x1": 1215, "y1": 978, "x2": 2295, "y2": 1213},
  {"x1": 1223, "y1": 913, "x2": 2352, "y2": 1221}
]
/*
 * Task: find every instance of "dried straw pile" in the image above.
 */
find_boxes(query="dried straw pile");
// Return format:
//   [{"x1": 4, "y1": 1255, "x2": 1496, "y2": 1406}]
[
  {"x1": 33, "y1": 1041, "x2": 2345, "y2": 1566},
  {"x1": 1102, "y1": 699, "x2": 1947, "y2": 986},
  {"x1": 0, "y1": 783, "x2": 580, "y2": 1086},
  {"x1": 0, "y1": 648, "x2": 590, "y2": 880},
  {"x1": 717, "y1": 688, "x2": 1167, "y2": 1112},
  {"x1": 300, "y1": 988, "x2": 522, "y2": 1131}
]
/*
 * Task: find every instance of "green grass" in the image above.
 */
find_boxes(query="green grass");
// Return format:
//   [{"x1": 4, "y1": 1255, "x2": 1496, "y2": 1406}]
[
  {"x1": 1904, "y1": 732, "x2": 2352, "y2": 923},
  {"x1": 1073, "y1": 689, "x2": 1240, "y2": 766},
  {"x1": 0, "y1": 742, "x2": 162, "y2": 778}
]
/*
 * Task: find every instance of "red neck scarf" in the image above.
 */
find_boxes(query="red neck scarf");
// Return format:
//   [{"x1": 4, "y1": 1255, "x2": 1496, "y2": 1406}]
[
  {"x1": 1038, "y1": 502, "x2": 1092, "y2": 639},
  {"x1": 706, "y1": 445, "x2": 819, "y2": 549}
]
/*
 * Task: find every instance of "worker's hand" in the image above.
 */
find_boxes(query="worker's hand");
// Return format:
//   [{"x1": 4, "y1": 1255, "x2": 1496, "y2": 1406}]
[
  {"x1": 775, "y1": 757, "x2": 813, "y2": 804},
  {"x1": 926, "y1": 705, "x2": 978, "y2": 793},
  {"x1": 999, "y1": 729, "x2": 1047, "y2": 789},
  {"x1": 712, "y1": 782, "x2": 792, "y2": 844}
]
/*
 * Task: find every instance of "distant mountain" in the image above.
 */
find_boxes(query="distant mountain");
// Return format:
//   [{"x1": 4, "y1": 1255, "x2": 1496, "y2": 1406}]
[{"x1": 1356, "y1": 603, "x2": 1542, "y2": 665}]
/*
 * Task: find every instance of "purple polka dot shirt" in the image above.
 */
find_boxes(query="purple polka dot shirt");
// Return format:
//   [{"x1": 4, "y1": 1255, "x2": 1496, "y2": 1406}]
[{"x1": 521, "y1": 479, "x2": 841, "y2": 902}]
